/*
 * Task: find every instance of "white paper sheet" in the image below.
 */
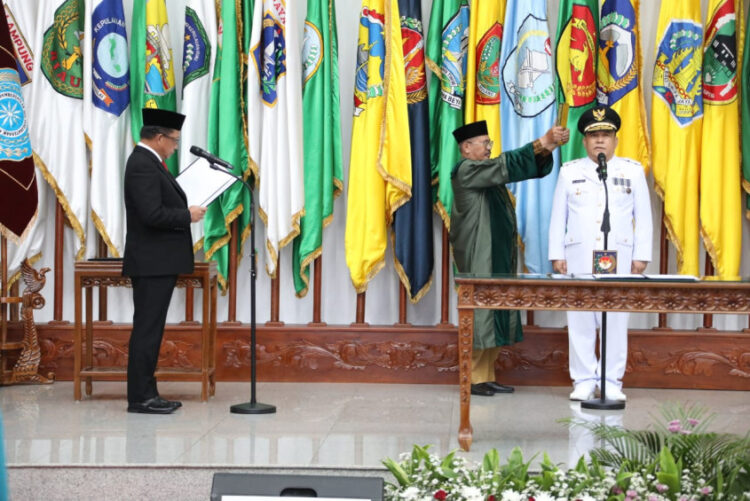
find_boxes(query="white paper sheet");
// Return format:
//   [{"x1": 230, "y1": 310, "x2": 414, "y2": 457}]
[{"x1": 175, "y1": 157, "x2": 237, "y2": 207}]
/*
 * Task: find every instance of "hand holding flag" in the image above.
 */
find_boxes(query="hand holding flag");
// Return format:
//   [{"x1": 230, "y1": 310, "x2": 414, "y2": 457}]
[{"x1": 540, "y1": 126, "x2": 571, "y2": 151}]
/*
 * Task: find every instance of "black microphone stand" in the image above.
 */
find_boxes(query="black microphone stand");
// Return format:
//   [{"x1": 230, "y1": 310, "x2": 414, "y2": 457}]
[
  {"x1": 206, "y1": 161, "x2": 276, "y2": 415},
  {"x1": 582, "y1": 159, "x2": 625, "y2": 411}
]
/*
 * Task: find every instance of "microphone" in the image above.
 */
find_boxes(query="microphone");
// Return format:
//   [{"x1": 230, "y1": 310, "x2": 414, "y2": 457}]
[
  {"x1": 596, "y1": 152, "x2": 608, "y2": 181},
  {"x1": 190, "y1": 145, "x2": 233, "y2": 170}
]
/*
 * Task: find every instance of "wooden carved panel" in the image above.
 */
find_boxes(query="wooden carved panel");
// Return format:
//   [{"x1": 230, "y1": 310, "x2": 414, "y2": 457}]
[
  {"x1": 222, "y1": 338, "x2": 458, "y2": 372},
  {"x1": 3, "y1": 323, "x2": 749, "y2": 390},
  {"x1": 460, "y1": 281, "x2": 750, "y2": 314},
  {"x1": 81, "y1": 276, "x2": 131, "y2": 288}
]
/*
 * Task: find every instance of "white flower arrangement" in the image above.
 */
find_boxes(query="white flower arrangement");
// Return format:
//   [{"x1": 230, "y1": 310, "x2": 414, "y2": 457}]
[{"x1": 382, "y1": 404, "x2": 750, "y2": 501}]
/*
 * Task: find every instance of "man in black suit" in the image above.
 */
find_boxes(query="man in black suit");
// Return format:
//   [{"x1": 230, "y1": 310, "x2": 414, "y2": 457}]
[{"x1": 123, "y1": 108, "x2": 206, "y2": 414}]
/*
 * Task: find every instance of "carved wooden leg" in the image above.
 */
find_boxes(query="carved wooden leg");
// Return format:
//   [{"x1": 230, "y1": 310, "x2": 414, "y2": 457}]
[
  {"x1": 74, "y1": 272, "x2": 82, "y2": 400},
  {"x1": 457, "y1": 307, "x2": 475, "y2": 451},
  {"x1": 7, "y1": 262, "x2": 54, "y2": 384},
  {"x1": 209, "y1": 277, "x2": 217, "y2": 397},
  {"x1": 9, "y1": 303, "x2": 54, "y2": 384},
  {"x1": 200, "y1": 273, "x2": 209, "y2": 402},
  {"x1": 85, "y1": 286, "x2": 93, "y2": 396}
]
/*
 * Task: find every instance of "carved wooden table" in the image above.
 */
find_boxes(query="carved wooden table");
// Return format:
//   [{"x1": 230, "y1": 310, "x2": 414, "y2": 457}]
[
  {"x1": 74, "y1": 260, "x2": 218, "y2": 401},
  {"x1": 454, "y1": 274, "x2": 750, "y2": 451}
]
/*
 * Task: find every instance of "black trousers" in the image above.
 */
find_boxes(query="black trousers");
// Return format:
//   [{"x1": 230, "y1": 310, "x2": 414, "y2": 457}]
[{"x1": 128, "y1": 275, "x2": 177, "y2": 404}]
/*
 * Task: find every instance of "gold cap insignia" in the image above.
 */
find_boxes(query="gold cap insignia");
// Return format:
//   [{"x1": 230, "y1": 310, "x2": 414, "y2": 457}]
[{"x1": 593, "y1": 109, "x2": 606, "y2": 121}]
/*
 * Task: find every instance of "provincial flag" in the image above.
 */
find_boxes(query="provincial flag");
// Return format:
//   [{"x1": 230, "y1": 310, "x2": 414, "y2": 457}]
[
  {"x1": 83, "y1": 0, "x2": 130, "y2": 257},
  {"x1": 500, "y1": 0, "x2": 557, "y2": 274},
  {"x1": 597, "y1": 0, "x2": 650, "y2": 172},
  {"x1": 179, "y1": 0, "x2": 217, "y2": 249},
  {"x1": 555, "y1": 0, "x2": 598, "y2": 162},
  {"x1": 130, "y1": 0, "x2": 178, "y2": 175},
  {"x1": 247, "y1": 0, "x2": 305, "y2": 278},
  {"x1": 465, "y1": 0, "x2": 505, "y2": 158},
  {"x1": 0, "y1": 0, "x2": 36, "y2": 244},
  {"x1": 204, "y1": 0, "x2": 251, "y2": 287},
  {"x1": 651, "y1": 0, "x2": 703, "y2": 275},
  {"x1": 292, "y1": 0, "x2": 343, "y2": 297},
  {"x1": 743, "y1": 2, "x2": 750, "y2": 216},
  {"x1": 28, "y1": 0, "x2": 88, "y2": 260},
  {"x1": 2, "y1": 1, "x2": 45, "y2": 286},
  {"x1": 345, "y1": 0, "x2": 412, "y2": 293},
  {"x1": 393, "y1": 0, "x2": 433, "y2": 302},
  {"x1": 3, "y1": 0, "x2": 35, "y2": 89},
  {"x1": 425, "y1": 0, "x2": 469, "y2": 229},
  {"x1": 700, "y1": 0, "x2": 743, "y2": 279}
]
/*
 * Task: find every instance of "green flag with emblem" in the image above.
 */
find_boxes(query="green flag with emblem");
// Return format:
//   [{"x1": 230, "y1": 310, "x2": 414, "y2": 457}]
[
  {"x1": 130, "y1": 0, "x2": 178, "y2": 175},
  {"x1": 426, "y1": 0, "x2": 470, "y2": 229},
  {"x1": 203, "y1": 0, "x2": 252, "y2": 289},
  {"x1": 741, "y1": 2, "x2": 750, "y2": 215},
  {"x1": 555, "y1": 0, "x2": 599, "y2": 163},
  {"x1": 292, "y1": 0, "x2": 343, "y2": 297}
]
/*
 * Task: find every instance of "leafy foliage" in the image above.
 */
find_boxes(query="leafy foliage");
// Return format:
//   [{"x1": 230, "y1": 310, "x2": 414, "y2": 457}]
[{"x1": 383, "y1": 403, "x2": 750, "y2": 500}]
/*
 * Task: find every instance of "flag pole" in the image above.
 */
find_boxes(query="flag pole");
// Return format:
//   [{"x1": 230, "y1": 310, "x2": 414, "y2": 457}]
[{"x1": 1, "y1": 234, "x2": 8, "y2": 349}]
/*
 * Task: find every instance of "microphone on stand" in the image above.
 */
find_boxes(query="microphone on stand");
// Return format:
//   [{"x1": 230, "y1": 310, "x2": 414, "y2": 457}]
[
  {"x1": 190, "y1": 145, "x2": 233, "y2": 171},
  {"x1": 581, "y1": 153, "x2": 621, "y2": 411},
  {"x1": 596, "y1": 152, "x2": 608, "y2": 181}
]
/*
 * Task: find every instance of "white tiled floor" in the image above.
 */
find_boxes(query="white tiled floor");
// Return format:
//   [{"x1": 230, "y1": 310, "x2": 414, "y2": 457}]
[{"x1": 2, "y1": 382, "x2": 749, "y2": 469}]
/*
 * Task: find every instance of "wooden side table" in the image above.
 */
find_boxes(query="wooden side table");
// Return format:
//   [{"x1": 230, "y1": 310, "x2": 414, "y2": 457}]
[{"x1": 73, "y1": 260, "x2": 218, "y2": 401}]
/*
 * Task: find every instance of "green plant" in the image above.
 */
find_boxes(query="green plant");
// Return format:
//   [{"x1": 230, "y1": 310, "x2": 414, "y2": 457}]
[
  {"x1": 567, "y1": 402, "x2": 750, "y2": 499},
  {"x1": 382, "y1": 403, "x2": 750, "y2": 501}
]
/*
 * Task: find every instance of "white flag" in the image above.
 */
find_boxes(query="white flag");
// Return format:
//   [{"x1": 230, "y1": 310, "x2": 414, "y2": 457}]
[
  {"x1": 28, "y1": 0, "x2": 89, "y2": 261},
  {"x1": 179, "y1": 0, "x2": 217, "y2": 248},
  {"x1": 83, "y1": 0, "x2": 130, "y2": 257},
  {"x1": 247, "y1": 0, "x2": 304, "y2": 277},
  {"x1": 3, "y1": 0, "x2": 45, "y2": 283}
]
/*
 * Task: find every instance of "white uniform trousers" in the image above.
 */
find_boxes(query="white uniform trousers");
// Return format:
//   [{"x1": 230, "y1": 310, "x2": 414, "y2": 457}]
[{"x1": 567, "y1": 310, "x2": 628, "y2": 389}]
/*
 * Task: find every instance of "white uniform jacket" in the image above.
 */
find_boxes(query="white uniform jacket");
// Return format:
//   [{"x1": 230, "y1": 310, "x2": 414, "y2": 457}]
[{"x1": 548, "y1": 156, "x2": 652, "y2": 273}]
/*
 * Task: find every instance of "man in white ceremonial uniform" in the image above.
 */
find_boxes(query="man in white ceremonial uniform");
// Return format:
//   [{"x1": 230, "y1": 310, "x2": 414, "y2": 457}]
[{"x1": 548, "y1": 106, "x2": 652, "y2": 402}]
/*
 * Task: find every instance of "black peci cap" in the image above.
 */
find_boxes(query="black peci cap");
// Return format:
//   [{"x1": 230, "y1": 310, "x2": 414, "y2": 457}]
[
  {"x1": 452, "y1": 120, "x2": 489, "y2": 144},
  {"x1": 142, "y1": 108, "x2": 186, "y2": 131},
  {"x1": 577, "y1": 106, "x2": 621, "y2": 134}
]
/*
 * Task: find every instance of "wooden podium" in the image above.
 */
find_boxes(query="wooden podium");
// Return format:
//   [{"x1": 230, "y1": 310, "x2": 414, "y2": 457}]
[{"x1": 73, "y1": 260, "x2": 218, "y2": 401}]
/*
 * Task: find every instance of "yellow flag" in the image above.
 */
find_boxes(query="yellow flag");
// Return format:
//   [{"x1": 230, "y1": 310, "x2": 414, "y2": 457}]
[
  {"x1": 650, "y1": 0, "x2": 703, "y2": 275},
  {"x1": 597, "y1": 0, "x2": 651, "y2": 173},
  {"x1": 700, "y1": 0, "x2": 743, "y2": 279},
  {"x1": 345, "y1": 0, "x2": 412, "y2": 293},
  {"x1": 464, "y1": 0, "x2": 505, "y2": 157}
]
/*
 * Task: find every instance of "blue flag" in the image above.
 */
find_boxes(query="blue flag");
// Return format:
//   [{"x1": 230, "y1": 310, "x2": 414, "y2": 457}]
[
  {"x1": 499, "y1": 0, "x2": 558, "y2": 274},
  {"x1": 393, "y1": 0, "x2": 434, "y2": 302}
]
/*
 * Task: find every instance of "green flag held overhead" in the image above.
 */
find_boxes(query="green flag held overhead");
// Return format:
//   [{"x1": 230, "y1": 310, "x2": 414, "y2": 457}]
[
  {"x1": 742, "y1": 4, "x2": 750, "y2": 216},
  {"x1": 555, "y1": 0, "x2": 599, "y2": 163},
  {"x1": 426, "y1": 0, "x2": 470, "y2": 229},
  {"x1": 292, "y1": 0, "x2": 343, "y2": 298},
  {"x1": 203, "y1": 0, "x2": 252, "y2": 289},
  {"x1": 130, "y1": 0, "x2": 178, "y2": 175}
]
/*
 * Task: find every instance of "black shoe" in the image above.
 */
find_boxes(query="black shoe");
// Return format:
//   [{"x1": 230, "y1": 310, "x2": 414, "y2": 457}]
[
  {"x1": 127, "y1": 396, "x2": 177, "y2": 414},
  {"x1": 470, "y1": 383, "x2": 495, "y2": 396},
  {"x1": 155, "y1": 396, "x2": 182, "y2": 409},
  {"x1": 485, "y1": 381, "x2": 514, "y2": 393}
]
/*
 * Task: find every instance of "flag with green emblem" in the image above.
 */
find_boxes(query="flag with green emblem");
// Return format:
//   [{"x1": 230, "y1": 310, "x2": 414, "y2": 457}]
[
  {"x1": 130, "y1": 0, "x2": 178, "y2": 175},
  {"x1": 292, "y1": 0, "x2": 343, "y2": 297}
]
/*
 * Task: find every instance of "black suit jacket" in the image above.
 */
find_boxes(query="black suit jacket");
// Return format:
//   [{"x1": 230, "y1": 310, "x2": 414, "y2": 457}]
[{"x1": 122, "y1": 146, "x2": 194, "y2": 277}]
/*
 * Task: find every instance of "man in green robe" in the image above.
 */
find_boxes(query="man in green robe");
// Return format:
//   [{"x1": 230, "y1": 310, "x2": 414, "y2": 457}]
[{"x1": 450, "y1": 120, "x2": 569, "y2": 396}]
